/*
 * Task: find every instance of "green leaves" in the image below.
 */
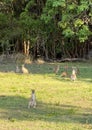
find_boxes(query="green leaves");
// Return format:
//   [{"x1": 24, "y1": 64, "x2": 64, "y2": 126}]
[
  {"x1": 52, "y1": 0, "x2": 65, "y2": 8},
  {"x1": 20, "y1": 12, "x2": 32, "y2": 28},
  {"x1": 62, "y1": 27, "x2": 74, "y2": 38},
  {"x1": 58, "y1": 0, "x2": 92, "y2": 43},
  {"x1": 77, "y1": 25, "x2": 92, "y2": 42},
  {"x1": 74, "y1": 19, "x2": 84, "y2": 27},
  {"x1": 58, "y1": 21, "x2": 67, "y2": 29},
  {"x1": 41, "y1": 0, "x2": 65, "y2": 24},
  {"x1": 77, "y1": 1, "x2": 89, "y2": 13},
  {"x1": 0, "y1": 13, "x2": 8, "y2": 26},
  {"x1": 67, "y1": 4, "x2": 76, "y2": 11},
  {"x1": 41, "y1": 13, "x2": 52, "y2": 24}
]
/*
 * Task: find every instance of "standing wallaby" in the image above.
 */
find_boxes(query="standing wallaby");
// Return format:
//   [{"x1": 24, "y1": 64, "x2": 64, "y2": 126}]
[
  {"x1": 22, "y1": 64, "x2": 29, "y2": 74},
  {"x1": 71, "y1": 68, "x2": 77, "y2": 81},
  {"x1": 53, "y1": 65, "x2": 60, "y2": 74},
  {"x1": 28, "y1": 89, "x2": 36, "y2": 108}
]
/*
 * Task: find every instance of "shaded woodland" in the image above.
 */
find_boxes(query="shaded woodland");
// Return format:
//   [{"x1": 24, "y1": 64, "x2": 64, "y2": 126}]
[{"x1": 0, "y1": 0, "x2": 92, "y2": 60}]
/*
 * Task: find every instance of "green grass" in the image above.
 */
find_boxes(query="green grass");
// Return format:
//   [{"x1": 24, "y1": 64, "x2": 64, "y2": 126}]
[{"x1": 0, "y1": 61, "x2": 92, "y2": 130}]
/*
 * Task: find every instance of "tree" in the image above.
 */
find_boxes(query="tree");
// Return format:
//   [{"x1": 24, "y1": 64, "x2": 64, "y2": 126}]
[
  {"x1": 0, "y1": 0, "x2": 92, "y2": 59},
  {"x1": 41, "y1": 0, "x2": 92, "y2": 58}
]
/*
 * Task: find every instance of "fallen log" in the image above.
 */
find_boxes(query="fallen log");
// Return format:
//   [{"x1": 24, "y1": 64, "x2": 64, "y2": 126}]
[{"x1": 56, "y1": 58, "x2": 86, "y2": 62}]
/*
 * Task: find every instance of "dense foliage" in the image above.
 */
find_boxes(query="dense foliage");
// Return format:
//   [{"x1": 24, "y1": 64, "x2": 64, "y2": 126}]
[{"x1": 0, "y1": 0, "x2": 92, "y2": 59}]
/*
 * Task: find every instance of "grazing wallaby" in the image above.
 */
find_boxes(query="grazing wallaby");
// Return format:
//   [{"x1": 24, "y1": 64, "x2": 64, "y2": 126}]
[
  {"x1": 71, "y1": 68, "x2": 77, "y2": 81},
  {"x1": 28, "y1": 89, "x2": 36, "y2": 108},
  {"x1": 61, "y1": 65, "x2": 68, "y2": 77},
  {"x1": 22, "y1": 64, "x2": 29, "y2": 74},
  {"x1": 53, "y1": 65, "x2": 60, "y2": 74},
  {"x1": 61, "y1": 71, "x2": 68, "y2": 77},
  {"x1": 15, "y1": 65, "x2": 20, "y2": 73}
]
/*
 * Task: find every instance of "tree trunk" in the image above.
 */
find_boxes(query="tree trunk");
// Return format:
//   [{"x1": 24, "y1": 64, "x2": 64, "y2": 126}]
[
  {"x1": 26, "y1": 40, "x2": 30, "y2": 56},
  {"x1": 23, "y1": 40, "x2": 27, "y2": 55}
]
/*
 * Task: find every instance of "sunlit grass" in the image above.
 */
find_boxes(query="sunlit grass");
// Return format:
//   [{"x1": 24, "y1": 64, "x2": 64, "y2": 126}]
[{"x1": 0, "y1": 61, "x2": 92, "y2": 130}]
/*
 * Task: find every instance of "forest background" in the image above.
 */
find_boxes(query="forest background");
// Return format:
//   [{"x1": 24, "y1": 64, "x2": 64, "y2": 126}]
[{"x1": 0, "y1": 0, "x2": 92, "y2": 60}]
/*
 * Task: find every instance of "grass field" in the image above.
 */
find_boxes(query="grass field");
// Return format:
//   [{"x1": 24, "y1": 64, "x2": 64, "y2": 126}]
[{"x1": 0, "y1": 61, "x2": 92, "y2": 130}]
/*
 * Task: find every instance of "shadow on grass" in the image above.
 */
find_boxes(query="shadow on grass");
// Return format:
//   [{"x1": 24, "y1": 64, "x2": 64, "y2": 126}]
[{"x1": 0, "y1": 95, "x2": 92, "y2": 124}]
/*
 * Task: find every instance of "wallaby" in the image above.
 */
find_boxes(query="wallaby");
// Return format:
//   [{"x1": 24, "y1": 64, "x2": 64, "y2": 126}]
[
  {"x1": 53, "y1": 65, "x2": 60, "y2": 74},
  {"x1": 61, "y1": 65, "x2": 68, "y2": 77},
  {"x1": 22, "y1": 64, "x2": 29, "y2": 74},
  {"x1": 61, "y1": 71, "x2": 68, "y2": 77},
  {"x1": 28, "y1": 89, "x2": 36, "y2": 108},
  {"x1": 71, "y1": 68, "x2": 77, "y2": 81}
]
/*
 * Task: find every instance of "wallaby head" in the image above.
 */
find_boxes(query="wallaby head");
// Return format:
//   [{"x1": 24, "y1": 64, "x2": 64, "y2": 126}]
[
  {"x1": 72, "y1": 69, "x2": 76, "y2": 75},
  {"x1": 72, "y1": 66, "x2": 80, "y2": 75},
  {"x1": 71, "y1": 67, "x2": 77, "y2": 81},
  {"x1": 28, "y1": 89, "x2": 36, "y2": 108},
  {"x1": 31, "y1": 89, "x2": 35, "y2": 94}
]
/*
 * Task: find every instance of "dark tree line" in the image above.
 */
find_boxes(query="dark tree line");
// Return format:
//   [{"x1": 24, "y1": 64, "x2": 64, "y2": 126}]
[{"x1": 0, "y1": 0, "x2": 92, "y2": 60}]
